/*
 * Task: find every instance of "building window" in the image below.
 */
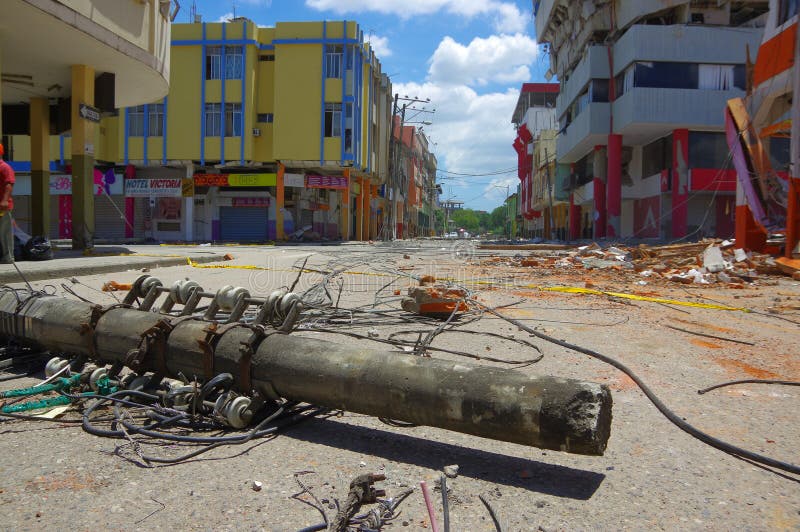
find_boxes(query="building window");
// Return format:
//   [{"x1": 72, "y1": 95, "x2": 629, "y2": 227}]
[
  {"x1": 206, "y1": 46, "x2": 222, "y2": 80},
  {"x1": 148, "y1": 104, "x2": 165, "y2": 137},
  {"x1": 257, "y1": 113, "x2": 274, "y2": 123},
  {"x1": 778, "y1": 0, "x2": 799, "y2": 25},
  {"x1": 689, "y1": 131, "x2": 730, "y2": 168},
  {"x1": 698, "y1": 64, "x2": 735, "y2": 90},
  {"x1": 325, "y1": 103, "x2": 341, "y2": 137},
  {"x1": 344, "y1": 103, "x2": 353, "y2": 152},
  {"x1": 225, "y1": 46, "x2": 243, "y2": 79},
  {"x1": 225, "y1": 103, "x2": 242, "y2": 136},
  {"x1": 326, "y1": 45, "x2": 343, "y2": 79},
  {"x1": 590, "y1": 79, "x2": 609, "y2": 102},
  {"x1": 642, "y1": 136, "x2": 672, "y2": 178},
  {"x1": 128, "y1": 105, "x2": 145, "y2": 136},
  {"x1": 205, "y1": 103, "x2": 221, "y2": 136}
]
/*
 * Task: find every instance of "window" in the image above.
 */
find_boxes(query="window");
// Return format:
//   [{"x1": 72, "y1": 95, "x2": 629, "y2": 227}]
[
  {"x1": 768, "y1": 137, "x2": 791, "y2": 172},
  {"x1": 225, "y1": 46, "x2": 243, "y2": 79},
  {"x1": 128, "y1": 105, "x2": 145, "y2": 136},
  {"x1": 642, "y1": 136, "x2": 672, "y2": 178},
  {"x1": 258, "y1": 54, "x2": 275, "y2": 62},
  {"x1": 635, "y1": 62, "x2": 698, "y2": 90},
  {"x1": 206, "y1": 46, "x2": 222, "y2": 80},
  {"x1": 590, "y1": 79, "x2": 609, "y2": 102},
  {"x1": 778, "y1": 0, "x2": 799, "y2": 25},
  {"x1": 225, "y1": 103, "x2": 242, "y2": 136},
  {"x1": 205, "y1": 103, "x2": 221, "y2": 136},
  {"x1": 689, "y1": 132, "x2": 730, "y2": 168},
  {"x1": 344, "y1": 103, "x2": 354, "y2": 152},
  {"x1": 257, "y1": 113, "x2": 274, "y2": 123},
  {"x1": 326, "y1": 45, "x2": 343, "y2": 79},
  {"x1": 698, "y1": 64, "x2": 734, "y2": 90},
  {"x1": 324, "y1": 103, "x2": 341, "y2": 137},
  {"x1": 148, "y1": 104, "x2": 164, "y2": 137}
]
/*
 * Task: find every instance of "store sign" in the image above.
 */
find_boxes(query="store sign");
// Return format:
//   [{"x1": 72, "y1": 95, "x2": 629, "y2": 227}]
[
  {"x1": 232, "y1": 197, "x2": 271, "y2": 208},
  {"x1": 284, "y1": 173, "x2": 305, "y2": 188},
  {"x1": 306, "y1": 175, "x2": 348, "y2": 190},
  {"x1": 125, "y1": 178, "x2": 183, "y2": 197},
  {"x1": 193, "y1": 173, "x2": 277, "y2": 187},
  {"x1": 49, "y1": 172, "x2": 124, "y2": 196}
]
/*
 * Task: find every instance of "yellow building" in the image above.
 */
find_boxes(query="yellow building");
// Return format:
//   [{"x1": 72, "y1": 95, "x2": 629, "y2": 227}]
[{"x1": 122, "y1": 19, "x2": 391, "y2": 242}]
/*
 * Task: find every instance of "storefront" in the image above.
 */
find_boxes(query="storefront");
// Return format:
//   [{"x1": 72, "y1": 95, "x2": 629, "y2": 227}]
[
  {"x1": 305, "y1": 174, "x2": 346, "y2": 239},
  {"x1": 124, "y1": 175, "x2": 192, "y2": 242},
  {"x1": 45, "y1": 170, "x2": 127, "y2": 240},
  {"x1": 194, "y1": 172, "x2": 276, "y2": 242}
]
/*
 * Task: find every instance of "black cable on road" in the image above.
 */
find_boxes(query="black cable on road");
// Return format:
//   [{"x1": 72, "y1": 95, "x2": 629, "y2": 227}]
[
  {"x1": 475, "y1": 301, "x2": 800, "y2": 477},
  {"x1": 697, "y1": 379, "x2": 800, "y2": 395}
]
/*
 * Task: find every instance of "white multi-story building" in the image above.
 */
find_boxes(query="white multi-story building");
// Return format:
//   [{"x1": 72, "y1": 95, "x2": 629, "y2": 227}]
[{"x1": 534, "y1": 0, "x2": 768, "y2": 241}]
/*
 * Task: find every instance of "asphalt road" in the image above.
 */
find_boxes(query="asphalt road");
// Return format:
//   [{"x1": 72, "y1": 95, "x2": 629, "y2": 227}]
[{"x1": 0, "y1": 241, "x2": 798, "y2": 530}]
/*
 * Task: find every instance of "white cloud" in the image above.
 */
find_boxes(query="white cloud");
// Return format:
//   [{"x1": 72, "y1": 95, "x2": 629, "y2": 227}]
[
  {"x1": 305, "y1": 0, "x2": 529, "y2": 33},
  {"x1": 366, "y1": 35, "x2": 392, "y2": 58},
  {"x1": 217, "y1": 12, "x2": 234, "y2": 22},
  {"x1": 394, "y1": 81, "x2": 521, "y2": 207},
  {"x1": 428, "y1": 33, "x2": 538, "y2": 87}
]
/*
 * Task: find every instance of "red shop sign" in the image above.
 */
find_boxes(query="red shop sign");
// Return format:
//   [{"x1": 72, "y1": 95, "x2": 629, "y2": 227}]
[{"x1": 306, "y1": 175, "x2": 349, "y2": 189}]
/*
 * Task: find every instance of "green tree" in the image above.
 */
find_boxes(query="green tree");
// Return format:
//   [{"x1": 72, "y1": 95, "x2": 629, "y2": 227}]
[
  {"x1": 450, "y1": 209, "x2": 480, "y2": 234},
  {"x1": 489, "y1": 205, "x2": 506, "y2": 233}
]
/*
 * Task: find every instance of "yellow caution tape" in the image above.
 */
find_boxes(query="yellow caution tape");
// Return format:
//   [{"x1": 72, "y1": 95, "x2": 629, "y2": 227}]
[
  {"x1": 185, "y1": 258, "x2": 397, "y2": 278},
  {"x1": 532, "y1": 285, "x2": 749, "y2": 312}
]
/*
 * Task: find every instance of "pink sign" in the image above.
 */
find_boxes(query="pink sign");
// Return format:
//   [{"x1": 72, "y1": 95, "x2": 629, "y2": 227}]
[
  {"x1": 232, "y1": 197, "x2": 270, "y2": 208},
  {"x1": 306, "y1": 175, "x2": 349, "y2": 189}
]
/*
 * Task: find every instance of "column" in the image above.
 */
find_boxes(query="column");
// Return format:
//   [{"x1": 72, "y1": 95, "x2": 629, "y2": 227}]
[
  {"x1": 30, "y1": 97, "x2": 50, "y2": 237},
  {"x1": 341, "y1": 169, "x2": 350, "y2": 240},
  {"x1": 70, "y1": 65, "x2": 96, "y2": 250},
  {"x1": 606, "y1": 134, "x2": 622, "y2": 238},
  {"x1": 593, "y1": 145, "x2": 607, "y2": 239},
  {"x1": 356, "y1": 176, "x2": 364, "y2": 241},
  {"x1": 671, "y1": 129, "x2": 689, "y2": 239},
  {"x1": 569, "y1": 192, "x2": 580, "y2": 240},
  {"x1": 362, "y1": 179, "x2": 371, "y2": 240},
  {"x1": 183, "y1": 164, "x2": 194, "y2": 242},
  {"x1": 276, "y1": 162, "x2": 285, "y2": 240}
]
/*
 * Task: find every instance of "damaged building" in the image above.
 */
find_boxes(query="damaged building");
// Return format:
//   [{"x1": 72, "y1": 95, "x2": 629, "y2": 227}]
[{"x1": 533, "y1": 0, "x2": 773, "y2": 241}]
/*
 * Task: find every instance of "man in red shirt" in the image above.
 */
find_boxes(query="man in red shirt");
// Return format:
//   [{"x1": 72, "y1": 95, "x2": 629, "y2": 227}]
[{"x1": 0, "y1": 143, "x2": 15, "y2": 263}]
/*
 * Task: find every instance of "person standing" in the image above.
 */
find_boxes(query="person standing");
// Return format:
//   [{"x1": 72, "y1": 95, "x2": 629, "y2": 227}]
[{"x1": 0, "y1": 143, "x2": 15, "y2": 264}]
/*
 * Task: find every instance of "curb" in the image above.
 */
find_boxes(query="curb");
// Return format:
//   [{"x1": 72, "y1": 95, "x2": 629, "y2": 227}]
[{"x1": 0, "y1": 254, "x2": 226, "y2": 285}]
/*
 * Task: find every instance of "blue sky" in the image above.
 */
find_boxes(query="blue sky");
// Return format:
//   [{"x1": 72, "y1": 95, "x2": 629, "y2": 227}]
[{"x1": 190, "y1": 0, "x2": 549, "y2": 211}]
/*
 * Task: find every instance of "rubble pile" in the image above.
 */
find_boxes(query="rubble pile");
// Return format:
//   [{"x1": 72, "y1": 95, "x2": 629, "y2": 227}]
[{"x1": 479, "y1": 239, "x2": 799, "y2": 287}]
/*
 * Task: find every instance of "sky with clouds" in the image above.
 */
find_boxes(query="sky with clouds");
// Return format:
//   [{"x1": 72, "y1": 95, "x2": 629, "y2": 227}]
[{"x1": 191, "y1": 0, "x2": 550, "y2": 211}]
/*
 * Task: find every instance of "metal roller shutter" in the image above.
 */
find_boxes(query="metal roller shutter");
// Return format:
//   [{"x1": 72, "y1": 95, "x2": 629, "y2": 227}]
[
  {"x1": 220, "y1": 206, "x2": 268, "y2": 242},
  {"x1": 94, "y1": 195, "x2": 128, "y2": 240}
]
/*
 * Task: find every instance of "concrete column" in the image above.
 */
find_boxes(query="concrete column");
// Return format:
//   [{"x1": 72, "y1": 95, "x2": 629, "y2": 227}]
[
  {"x1": 362, "y1": 178, "x2": 371, "y2": 240},
  {"x1": 70, "y1": 64, "x2": 96, "y2": 250},
  {"x1": 276, "y1": 162, "x2": 285, "y2": 240},
  {"x1": 606, "y1": 134, "x2": 622, "y2": 238},
  {"x1": 183, "y1": 164, "x2": 194, "y2": 242},
  {"x1": 355, "y1": 177, "x2": 364, "y2": 241},
  {"x1": 569, "y1": 192, "x2": 580, "y2": 240},
  {"x1": 593, "y1": 145, "x2": 607, "y2": 240},
  {"x1": 341, "y1": 169, "x2": 350, "y2": 240},
  {"x1": 671, "y1": 129, "x2": 689, "y2": 239},
  {"x1": 30, "y1": 97, "x2": 51, "y2": 237}
]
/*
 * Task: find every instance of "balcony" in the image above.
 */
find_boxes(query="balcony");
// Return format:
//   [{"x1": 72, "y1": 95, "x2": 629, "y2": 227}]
[
  {"x1": 5, "y1": 1, "x2": 172, "y2": 108},
  {"x1": 557, "y1": 102, "x2": 610, "y2": 163},
  {"x1": 612, "y1": 87, "x2": 745, "y2": 145},
  {"x1": 613, "y1": 24, "x2": 763, "y2": 75},
  {"x1": 556, "y1": 46, "x2": 611, "y2": 115}
]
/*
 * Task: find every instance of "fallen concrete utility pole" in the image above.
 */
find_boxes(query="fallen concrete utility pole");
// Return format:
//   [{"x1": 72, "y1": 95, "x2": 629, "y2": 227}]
[{"x1": 0, "y1": 279, "x2": 612, "y2": 455}]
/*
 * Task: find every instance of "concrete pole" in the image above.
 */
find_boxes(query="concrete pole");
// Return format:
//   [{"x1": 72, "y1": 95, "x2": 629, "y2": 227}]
[
  {"x1": 70, "y1": 64, "x2": 96, "y2": 250},
  {"x1": 30, "y1": 97, "x2": 51, "y2": 237},
  {"x1": 0, "y1": 292, "x2": 613, "y2": 455}
]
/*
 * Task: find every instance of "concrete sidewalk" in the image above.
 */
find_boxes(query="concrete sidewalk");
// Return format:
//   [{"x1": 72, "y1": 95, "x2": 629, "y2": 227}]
[{"x1": 0, "y1": 245, "x2": 226, "y2": 284}]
